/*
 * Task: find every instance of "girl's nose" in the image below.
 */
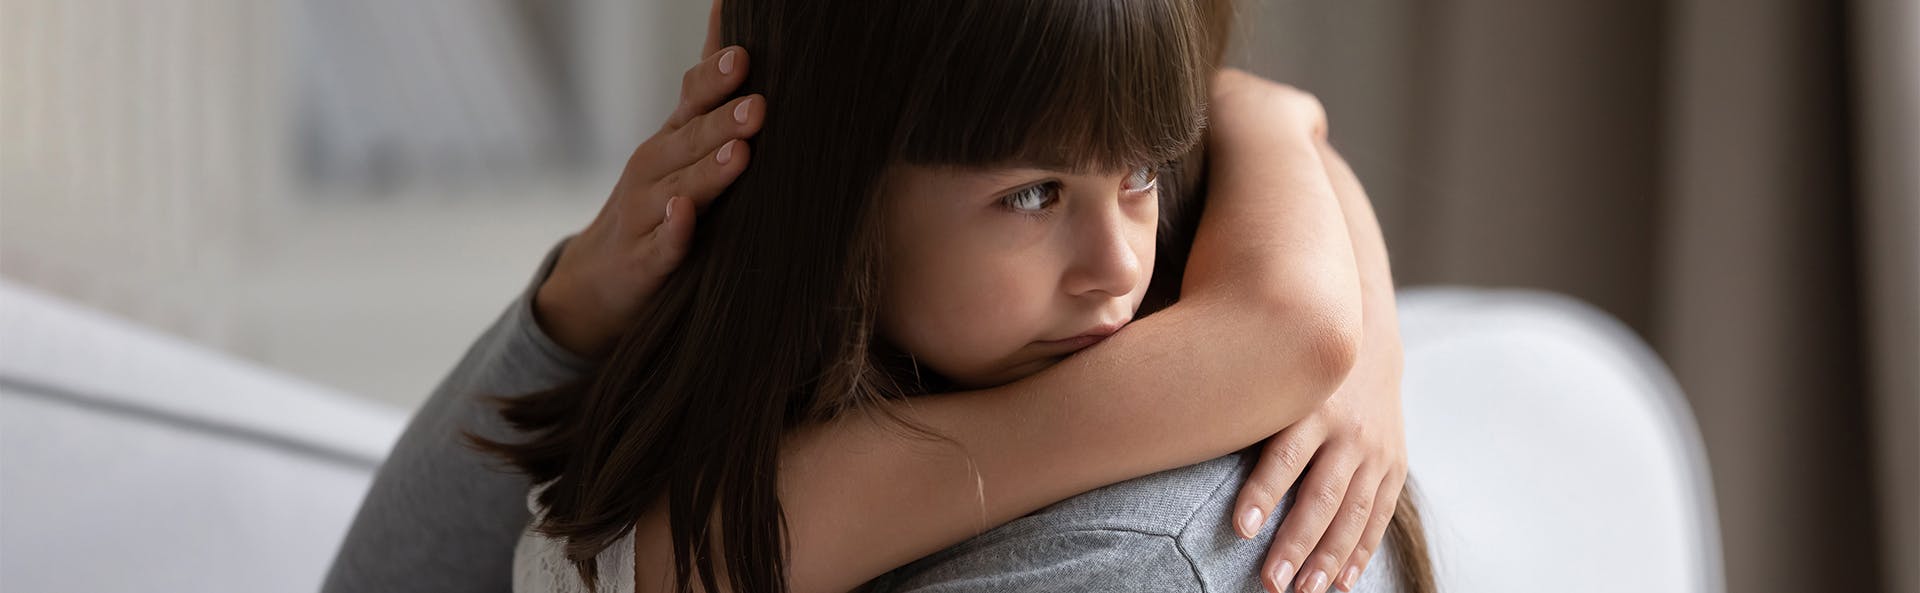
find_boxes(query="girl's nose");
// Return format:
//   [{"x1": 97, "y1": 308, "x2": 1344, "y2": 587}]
[{"x1": 1060, "y1": 200, "x2": 1145, "y2": 298}]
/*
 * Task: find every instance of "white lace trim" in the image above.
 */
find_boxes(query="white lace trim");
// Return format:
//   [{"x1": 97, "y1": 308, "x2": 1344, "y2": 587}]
[{"x1": 513, "y1": 482, "x2": 636, "y2": 593}]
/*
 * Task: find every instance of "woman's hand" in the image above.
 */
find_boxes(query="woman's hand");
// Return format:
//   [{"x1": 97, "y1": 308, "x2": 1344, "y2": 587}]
[
  {"x1": 534, "y1": 0, "x2": 763, "y2": 359},
  {"x1": 1208, "y1": 70, "x2": 1410, "y2": 593}
]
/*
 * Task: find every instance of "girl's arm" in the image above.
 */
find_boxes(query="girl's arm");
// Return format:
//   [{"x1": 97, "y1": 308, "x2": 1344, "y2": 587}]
[{"x1": 639, "y1": 69, "x2": 1363, "y2": 593}]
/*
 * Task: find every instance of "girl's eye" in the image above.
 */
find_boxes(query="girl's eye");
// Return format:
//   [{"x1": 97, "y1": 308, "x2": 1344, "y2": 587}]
[
  {"x1": 1123, "y1": 164, "x2": 1160, "y2": 193},
  {"x1": 999, "y1": 182, "x2": 1060, "y2": 218}
]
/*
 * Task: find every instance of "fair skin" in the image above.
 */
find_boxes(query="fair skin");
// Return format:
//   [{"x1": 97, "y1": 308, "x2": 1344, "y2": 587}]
[
  {"x1": 1239, "y1": 132, "x2": 1406, "y2": 592},
  {"x1": 877, "y1": 163, "x2": 1163, "y2": 389},
  {"x1": 535, "y1": 5, "x2": 1407, "y2": 593}
]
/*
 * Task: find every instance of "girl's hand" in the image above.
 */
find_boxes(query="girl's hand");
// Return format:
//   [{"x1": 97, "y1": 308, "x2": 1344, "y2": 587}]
[
  {"x1": 1240, "y1": 320, "x2": 1407, "y2": 593},
  {"x1": 534, "y1": 0, "x2": 762, "y2": 359},
  {"x1": 1208, "y1": 69, "x2": 1409, "y2": 593}
]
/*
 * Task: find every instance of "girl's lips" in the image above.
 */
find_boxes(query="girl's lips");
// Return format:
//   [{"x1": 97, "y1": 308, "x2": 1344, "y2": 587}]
[
  {"x1": 1042, "y1": 320, "x2": 1127, "y2": 343},
  {"x1": 1035, "y1": 321, "x2": 1127, "y2": 352},
  {"x1": 1036, "y1": 333, "x2": 1108, "y2": 351}
]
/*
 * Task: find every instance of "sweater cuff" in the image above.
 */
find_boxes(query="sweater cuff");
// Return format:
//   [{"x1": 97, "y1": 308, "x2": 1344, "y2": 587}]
[{"x1": 507, "y1": 234, "x2": 597, "y2": 375}]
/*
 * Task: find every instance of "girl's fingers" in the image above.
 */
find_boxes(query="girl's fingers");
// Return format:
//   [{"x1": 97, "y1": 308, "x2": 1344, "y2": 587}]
[
  {"x1": 644, "y1": 94, "x2": 763, "y2": 181},
  {"x1": 665, "y1": 46, "x2": 751, "y2": 132},
  {"x1": 1338, "y1": 468, "x2": 1407, "y2": 591},
  {"x1": 1339, "y1": 548, "x2": 1375, "y2": 593},
  {"x1": 653, "y1": 138, "x2": 751, "y2": 213},
  {"x1": 1298, "y1": 463, "x2": 1386, "y2": 593},
  {"x1": 1234, "y1": 423, "x2": 1325, "y2": 539},
  {"x1": 1261, "y1": 451, "x2": 1358, "y2": 593}
]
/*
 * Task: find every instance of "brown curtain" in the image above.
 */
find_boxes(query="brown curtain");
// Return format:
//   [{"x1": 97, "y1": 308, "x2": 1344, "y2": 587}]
[{"x1": 1235, "y1": 1, "x2": 1918, "y2": 592}]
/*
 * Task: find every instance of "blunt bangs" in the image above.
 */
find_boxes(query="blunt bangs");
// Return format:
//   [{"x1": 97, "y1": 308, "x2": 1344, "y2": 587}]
[{"x1": 891, "y1": 0, "x2": 1211, "y2": 174}]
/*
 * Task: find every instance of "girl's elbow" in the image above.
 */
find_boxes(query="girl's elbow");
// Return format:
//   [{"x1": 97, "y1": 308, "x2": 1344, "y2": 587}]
[{"x1": 1266, "y1": 291, "x2": 1363, "y2": 393}]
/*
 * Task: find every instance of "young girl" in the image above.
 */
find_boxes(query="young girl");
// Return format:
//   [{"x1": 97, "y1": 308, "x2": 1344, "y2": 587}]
[
  {"x1": 325, "y1": 1, "x2": 1431, "y2": 593},
  {"x1": 469, "y1": 1, "x2": 1436, "y2": 592}
]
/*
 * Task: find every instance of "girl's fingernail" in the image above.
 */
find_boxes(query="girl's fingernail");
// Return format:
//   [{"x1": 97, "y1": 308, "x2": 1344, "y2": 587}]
[
  {"x1": 718, "y1": 49, "x2": 736, "y2": 75},
  {"x1": 663, "y1": 196, "x2": 676, "y2": 223},
  {"x1": 733, "y1": 98, "x2": 752, "y2": 124},
  {"x1": 1270, "y1": 561, "x2": 1295, "y2": 593},
  {"x1": 1301, "y1": 569, "x2": 1328, "y2": 593},
  {"x1": 1340, "y1": 566, "x2": 1359, "y2": 590},
  {"x1": 716, "y1": 140, "x2": 735, "y2": 164},
  {"x1": 1237, "y1": 507, "x2": 1264, "y2": 538}
]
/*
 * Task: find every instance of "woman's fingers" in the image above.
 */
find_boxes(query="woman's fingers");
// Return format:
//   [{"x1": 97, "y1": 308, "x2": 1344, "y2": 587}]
[
  {"x1": 625, "y1": 134, "x2": 749, "y2": 244},
  {"x1": 617, "y1": 49, "x2": 761, "y2": 236},
  {"x1": 644, "y1": 94, "x2": 764, "y2": 183},
  {"x1": 1261, "y1": 450, "x2": 1358, "y2": 593},
  {"x1": 1337, "y1": 468, "x2": 1407, "y2": 591},
  {"x1": 654, "y1": 138, "x2": 751, "y2": 213},
  {"x1": 1235, "y1": 424, "x2": 1324, "y2": 539},
  {"x1": 539, "y1": 3, "x2": 756, "y2": 359},
  {"x1": 665, "y1": 46, "x2": 751, "y2": 133},
  {"x1": 1297, "y1": 462, "x2": 1386, "y2": 593}
]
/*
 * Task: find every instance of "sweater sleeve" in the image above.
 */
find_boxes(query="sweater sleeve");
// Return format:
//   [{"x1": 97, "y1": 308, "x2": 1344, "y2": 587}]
[{"x1": 321, "y1": 234, "x2": 598, "y2": 593}]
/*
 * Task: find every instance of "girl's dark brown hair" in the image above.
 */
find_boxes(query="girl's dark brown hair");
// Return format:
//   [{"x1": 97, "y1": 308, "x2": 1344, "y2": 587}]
[{"x1": 470, "y1": 1, "x2": 1434, "y2": 592}]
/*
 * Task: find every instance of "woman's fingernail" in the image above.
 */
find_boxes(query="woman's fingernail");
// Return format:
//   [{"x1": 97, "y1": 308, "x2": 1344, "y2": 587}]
[
  {"x1": 1270, "y1": 561, "x2": 1295, "y2": 592},
  {"x1": 1340, "y1": 566, "x2": 1360, "y2": 590},
  {"x1": 664, "y1": 196, "x2": 676, "y2": 223},
  {"x1": 733, "y1": 98, "x2": 752, "y2": 124},
  {"x1": 716, "y1": 140, "x2": 735, "y2": 164},
  {"x1": 718, "y1": 49, "x2": 736, "y2": 75},
  {"x1": 1237, "y1": 507, "x2": 1264, "y2": 538},
  {"x1": 1301, "y1": 569, "x2": 1328, "y2": 593}
]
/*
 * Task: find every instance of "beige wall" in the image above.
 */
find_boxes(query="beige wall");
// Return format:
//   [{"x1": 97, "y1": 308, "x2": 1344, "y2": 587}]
[
  {"x1": 1854, "y1": 1, "x2": 1920, "y2": 590},
  {"x1": 1, "y1": 0, "x2": 280, "y2": 349},
  {"x1": 0, "y1": 0, "x2": 605, "y2": 405}
]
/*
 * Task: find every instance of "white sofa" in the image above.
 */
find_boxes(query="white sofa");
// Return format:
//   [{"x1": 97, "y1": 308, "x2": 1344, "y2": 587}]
[
  {"x1": 1396, "y1": 288, "x2": 1723, "y2": 593},
  {"x1": 0, "y1": 280, "x2": 1723, "y2": 593},
  {"x1": 0, "y1": 280, "x2": 406, "y2": 592}
]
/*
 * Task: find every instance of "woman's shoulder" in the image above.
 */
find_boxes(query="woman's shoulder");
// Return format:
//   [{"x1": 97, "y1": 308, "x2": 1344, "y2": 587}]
[
  {"x1": 1028, "y1": 448, "x2": 1263, "y2": 538},
  {"x1": 870, "y1": 451, "x2": 1254, "y2": 590},
  {"x1": 875, "y1": 450, "x2": 1406, "y2": 592}
]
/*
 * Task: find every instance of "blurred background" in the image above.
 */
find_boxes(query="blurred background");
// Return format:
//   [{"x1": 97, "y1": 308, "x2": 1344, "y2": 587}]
[{"x1": 1, "y1": 1, "x2": 1913, "y2": 593}]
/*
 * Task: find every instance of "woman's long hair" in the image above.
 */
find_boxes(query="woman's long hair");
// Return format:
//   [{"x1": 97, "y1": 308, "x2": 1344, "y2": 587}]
[{"x1": 469, "y1": 1, "x2": 1435, "y2": 592}]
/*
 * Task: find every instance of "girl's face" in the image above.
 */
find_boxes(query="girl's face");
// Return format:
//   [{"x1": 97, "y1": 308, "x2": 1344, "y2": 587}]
[{"x1": 877, "y1": 162, "x2": 1162, "y2": 389}]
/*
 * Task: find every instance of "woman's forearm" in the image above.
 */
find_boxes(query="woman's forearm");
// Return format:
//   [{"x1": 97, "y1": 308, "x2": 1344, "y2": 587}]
[{"x1": 758, "y1": 76, "x2": 1364, "y2": 593}]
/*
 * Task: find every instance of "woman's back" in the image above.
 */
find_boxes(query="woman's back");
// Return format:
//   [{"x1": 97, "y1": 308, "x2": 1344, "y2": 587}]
[
  {"x1": 868, "y1": 450, "x2": 1403, "y2": 593},
  {"x1": 512, "y1": 450, "x2": 1404, "y2": 593}
]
